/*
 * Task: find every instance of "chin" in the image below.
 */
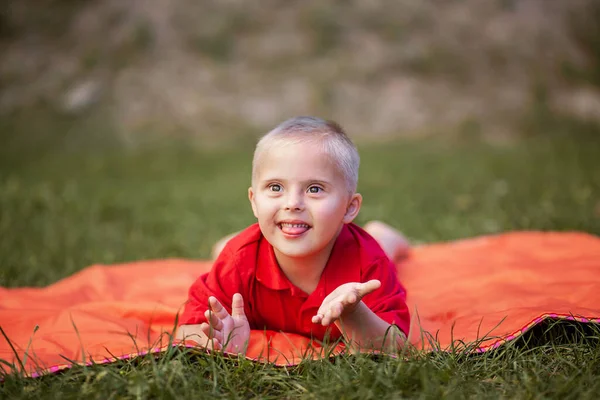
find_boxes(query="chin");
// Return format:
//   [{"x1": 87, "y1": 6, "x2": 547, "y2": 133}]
[
  {"x1": 275, "y1": 245, "x2": 311, "y2": 258},
  {"x1": 276, "y1": 242, "x2": 328, "y2": 259}
]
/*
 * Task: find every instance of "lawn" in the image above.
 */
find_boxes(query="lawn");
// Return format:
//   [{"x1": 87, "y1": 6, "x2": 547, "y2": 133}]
[{"x1": 1, "y1": 118, "x2": 600, "y2": 398}]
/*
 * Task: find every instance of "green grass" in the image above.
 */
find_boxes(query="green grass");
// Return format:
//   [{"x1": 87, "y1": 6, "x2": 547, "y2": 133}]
[
  {"x1": 1, "y1": 122, "x2": 600, "y2": 398},
  {"x1": 1, "y1": 322, "x2": 599, "y2": 399}
]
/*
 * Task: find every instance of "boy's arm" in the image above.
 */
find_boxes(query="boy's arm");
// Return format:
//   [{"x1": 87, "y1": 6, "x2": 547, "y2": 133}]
[
  {"x1": 176, "y1": 324, "x2": 224, "y2": 351},
  {"x1": 314, "y1": 255, "x2": 410, "y2": 351},
  {"x1": 176, "y1": 324, "x2": 212, "y2": 346},
  {"x1": 335, "y1": 302, "x2": 406, "y2": 351},
  {"x1": 312, "y1": 280, "x2": 406, "y2": 351}
]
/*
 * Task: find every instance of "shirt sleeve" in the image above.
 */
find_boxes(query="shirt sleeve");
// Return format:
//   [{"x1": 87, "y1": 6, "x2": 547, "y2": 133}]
[
  {"x1": 178, "y1": 247, "x2": 251, "y2": 326},
  {"x1": 361, "y1": 257, "x2": 410, "y2": 336}
]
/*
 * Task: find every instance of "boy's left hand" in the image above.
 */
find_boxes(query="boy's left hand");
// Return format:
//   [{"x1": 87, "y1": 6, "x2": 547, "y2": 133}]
[{"x1": 312, "y1": 280, "x2": 381, "y2": 326}]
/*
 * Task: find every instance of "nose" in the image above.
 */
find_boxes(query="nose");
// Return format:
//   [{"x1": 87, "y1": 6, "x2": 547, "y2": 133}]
[{"x1": 284, "y1": 191, "x2": 304, "y2": 211}]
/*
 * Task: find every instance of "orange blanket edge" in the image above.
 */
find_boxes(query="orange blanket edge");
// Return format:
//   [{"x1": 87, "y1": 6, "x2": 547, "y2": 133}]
[
  {"x1": 6, "y1": 312, "x2": 600, "y2": 379},
  {"x1": 1, "y1": 230, "x2": 600, "y2": 378}
]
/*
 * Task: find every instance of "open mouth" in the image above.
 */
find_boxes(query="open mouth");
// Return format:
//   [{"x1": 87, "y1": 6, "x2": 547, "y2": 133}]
[{"x1": 278, "y1": 222, "x2": 311, "y2": 236}]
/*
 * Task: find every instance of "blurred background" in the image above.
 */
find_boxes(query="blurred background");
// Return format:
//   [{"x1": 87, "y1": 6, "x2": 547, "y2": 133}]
[
  {"x1": 1, "y1": 0, "x2": 599, "y2": 287},
  {"x1": 1, "y1": 0, "x2": 599, "y2": 144}
]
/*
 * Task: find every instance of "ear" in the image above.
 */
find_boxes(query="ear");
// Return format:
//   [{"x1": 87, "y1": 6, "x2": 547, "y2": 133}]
[
  {"x1": 248, "y1": 186, "x2": 259, "y2": 219},
  {"x1": 342, "y1": 193, "x2": 362, "y2": 224}
]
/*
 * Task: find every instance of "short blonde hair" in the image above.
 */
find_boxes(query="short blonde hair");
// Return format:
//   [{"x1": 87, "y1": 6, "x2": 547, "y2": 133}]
[{"x1": 252, "y1": 116, "x2": 360, "y2": 193}]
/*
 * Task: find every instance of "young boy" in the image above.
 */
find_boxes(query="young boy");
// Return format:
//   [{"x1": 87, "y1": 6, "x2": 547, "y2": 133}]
[{"x1": 176, "y1": 116, "x2": 410, "y2": 353}]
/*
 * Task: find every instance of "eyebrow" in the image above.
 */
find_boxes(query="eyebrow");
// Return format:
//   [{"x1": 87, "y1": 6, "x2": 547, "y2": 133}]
[{"x1": 259, "y1": 176, "x2": 333, "y2": 186}]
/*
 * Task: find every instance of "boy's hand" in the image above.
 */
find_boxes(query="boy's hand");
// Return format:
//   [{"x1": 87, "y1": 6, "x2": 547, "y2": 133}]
[
  {"x1": 200, "y1": 293, "x2": 250, "y2": 354},
  {"x1": 312, "y1": 280, "x2": 381, "y2": 326}
]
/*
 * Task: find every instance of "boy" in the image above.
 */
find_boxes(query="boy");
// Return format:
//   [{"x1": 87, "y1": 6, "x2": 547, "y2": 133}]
[{"x1": 177, "y1": 116, "x2": 410, "y2": 353}]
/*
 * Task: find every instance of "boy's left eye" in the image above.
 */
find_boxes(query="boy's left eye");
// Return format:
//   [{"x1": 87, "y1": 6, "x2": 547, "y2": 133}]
[{"x1": 308, "y1": 186, "x2": 322, "y2": 194}]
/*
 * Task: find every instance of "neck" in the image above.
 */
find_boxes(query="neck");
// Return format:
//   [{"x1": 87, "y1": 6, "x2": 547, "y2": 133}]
[{"x1": 274, "y1": 238, "x2": 337, "y2": 295}]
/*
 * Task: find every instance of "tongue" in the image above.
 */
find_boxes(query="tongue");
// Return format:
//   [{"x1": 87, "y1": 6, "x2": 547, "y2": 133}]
[{"x1": 281, "y1": 225, "x2": 309, "y2": 235}]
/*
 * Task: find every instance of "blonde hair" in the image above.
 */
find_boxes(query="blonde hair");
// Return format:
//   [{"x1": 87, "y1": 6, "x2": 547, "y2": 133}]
[{"x1": 252, "y1": 116, "x2": 360, "y2": 193}]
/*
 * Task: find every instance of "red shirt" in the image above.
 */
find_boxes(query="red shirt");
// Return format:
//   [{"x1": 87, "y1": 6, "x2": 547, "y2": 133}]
[{"x1": 180, "y1": 223, "x2": 410, "y2": 339}]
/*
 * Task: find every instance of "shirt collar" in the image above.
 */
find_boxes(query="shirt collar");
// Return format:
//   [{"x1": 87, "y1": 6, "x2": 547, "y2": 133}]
[{"x1": 255, "y1": 235, "x2": 294, "y2": 291}]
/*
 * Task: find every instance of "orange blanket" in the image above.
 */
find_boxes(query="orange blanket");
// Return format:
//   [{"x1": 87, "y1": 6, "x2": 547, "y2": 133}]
[{"x1": 1, "y1": 231, "x2": 599, "y2": 377}]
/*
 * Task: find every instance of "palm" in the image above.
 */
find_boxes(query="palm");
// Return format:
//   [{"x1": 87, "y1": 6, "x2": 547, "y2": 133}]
[{"x1": 221, "y1": 313, "x2": 250, "y2": 353}]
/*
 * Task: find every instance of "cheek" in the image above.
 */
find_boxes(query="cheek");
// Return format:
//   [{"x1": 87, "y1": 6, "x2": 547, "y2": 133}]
[
  {"x1": 311, "y1": 198, "x2": 347, "y2": 220},
  {"x1": 254, "y1": 195, "x2": 279, "y2": 215}
]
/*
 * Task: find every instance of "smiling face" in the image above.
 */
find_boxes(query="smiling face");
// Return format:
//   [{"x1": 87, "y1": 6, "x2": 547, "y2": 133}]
[{"x1": 248, "y1": 139, "x2": 362, "y2": 266}]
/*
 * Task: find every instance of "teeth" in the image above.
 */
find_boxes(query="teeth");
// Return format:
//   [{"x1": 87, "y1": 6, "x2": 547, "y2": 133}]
[{"x1": 280, "y1": 223, "x2": 309, "y2": 228}]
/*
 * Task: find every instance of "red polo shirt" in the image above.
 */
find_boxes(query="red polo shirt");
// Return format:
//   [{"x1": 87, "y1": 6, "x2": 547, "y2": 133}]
[{"x1": 180, "y1": 223, "x2": 410, "y2": 340}]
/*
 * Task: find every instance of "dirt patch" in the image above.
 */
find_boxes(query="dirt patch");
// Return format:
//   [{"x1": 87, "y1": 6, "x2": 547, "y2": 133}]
[{"x1": 1, "y1": 0, "x2": 599, "y2": 138}]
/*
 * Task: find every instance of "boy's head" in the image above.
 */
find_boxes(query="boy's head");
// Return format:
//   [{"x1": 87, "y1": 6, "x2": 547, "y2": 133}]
[
  {"x1": 248, "y1": 116, "x2": 363, "y2": 263},
  {"x1": 252, "y1": 116, "x2": 360, "y2": 195}
]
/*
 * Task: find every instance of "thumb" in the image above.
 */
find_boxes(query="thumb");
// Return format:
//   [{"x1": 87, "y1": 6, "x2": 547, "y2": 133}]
[
  {"x1": 357, "y1": 279, "x2": 381, "y2": 298},
  {"x1": 231, "y1": 293, "x2": 247, "y2": 320}
]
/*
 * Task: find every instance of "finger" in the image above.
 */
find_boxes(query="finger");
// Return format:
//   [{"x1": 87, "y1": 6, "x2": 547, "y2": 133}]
[
  {"x1": 208, "y1": 296, "x2": 232, "y2": 320},
  {"x1": 314, "y1": 294, "x2": 344, "y2": 323},
  {"x1": 314, "y1": 294, "x2": 336, "y2": 321},
  {"x1": 313, "y1": 304, "x2": 326, "y2": 321},
  {"x1": 204, "y1": 309, "x2": 224, "y2": 331},
  {"x1": 231, "y1": 293, "x2": 247, "y2": 320},
  {"x1": 203, "y1": 336, "x2": 223, "y2": 351},
  {"x1": 209, "y1": 339, "x2": 223, "y2": 351},
  {"x1": 321, "y1": 303, "x2": 344, "y2": 326},
  {"x1": 321, "y1": 310, "x2": 335, "y2": 326},
  {"x1": 345, "y1": 291, "x2": 358, "y2": 305},
  {"x1": 316, "y1": 291, "x2": 356, "y2": 320},
  {"x1": 357, "y1": 280, "x2": 381, "y2": 298},
  {"x1": 196, "y1": 324, "x2": 222, "y2": 349},
  {"x1": 200, "y1": 322, "x2": 224, "y2": 342},
  {"x1": 200, "y1": 322, "x2": 212, "y2": 337},
  {"x1": 311, "y1": 314, "x2": 323, "y2": 324}
]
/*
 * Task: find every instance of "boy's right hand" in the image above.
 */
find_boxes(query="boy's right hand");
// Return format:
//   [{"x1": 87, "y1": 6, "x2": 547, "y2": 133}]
[{"x1": 200, "y1": 293, "x2": 250, "y2": 354}]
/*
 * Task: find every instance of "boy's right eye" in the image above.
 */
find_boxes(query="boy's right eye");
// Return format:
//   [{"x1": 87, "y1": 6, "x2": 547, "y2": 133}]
[{"x1": 268, "y1": 184, "x2": 282, "y2": 192}]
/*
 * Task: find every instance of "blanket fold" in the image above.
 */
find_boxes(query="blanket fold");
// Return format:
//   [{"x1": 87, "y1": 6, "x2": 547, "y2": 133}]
[{"x1": 1, "y1": 231, "x2": 599, "y2": 377}]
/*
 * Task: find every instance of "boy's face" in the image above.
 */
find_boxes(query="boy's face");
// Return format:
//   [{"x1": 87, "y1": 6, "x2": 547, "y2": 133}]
[{"x1": 248, "y1": 140, "x2": 362, "y2": 263}]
